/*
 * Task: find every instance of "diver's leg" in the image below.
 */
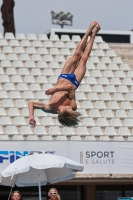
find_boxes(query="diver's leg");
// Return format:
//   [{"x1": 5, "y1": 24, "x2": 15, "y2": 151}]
[
  {"x1": 74, "y1": 23, "x2": 101, "y2": 83},
  {"x1": 61, "y1": 21, "x2": 98, "y2": 74}
]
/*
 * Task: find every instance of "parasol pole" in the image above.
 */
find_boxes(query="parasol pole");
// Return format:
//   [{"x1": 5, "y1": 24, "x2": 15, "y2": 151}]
[
  {"x1": 7, "y1": 186, "x2": 14, "y2": 200},
  {"x1": 38, "y1": 170, "x2": 42, "y2": 200},
  {"x1": 7, "y1": 168, "x2": 17, "y2": 200}
]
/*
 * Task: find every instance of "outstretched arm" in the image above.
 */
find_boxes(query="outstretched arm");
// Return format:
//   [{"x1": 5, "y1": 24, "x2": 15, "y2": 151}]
[
  {"x1": 28, "y1": 101, "x2": 48, "y2": 126},
  {"x1": 28, "y1": 101, "x2": 45, "y2": 117}
]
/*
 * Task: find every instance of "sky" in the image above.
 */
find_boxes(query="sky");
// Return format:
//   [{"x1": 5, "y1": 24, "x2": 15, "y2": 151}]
[{"x1": 0, "y1": 0, "x2": 133, "y2": 37}]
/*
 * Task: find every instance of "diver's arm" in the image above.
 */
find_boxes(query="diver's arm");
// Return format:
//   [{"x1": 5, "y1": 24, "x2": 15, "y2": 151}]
[
  {"x1": 28, "y1": 101, "x2": 57, "y2": 117},
  {"x1": 45, "y1": 85, "x2": 73, "y2": 95}
]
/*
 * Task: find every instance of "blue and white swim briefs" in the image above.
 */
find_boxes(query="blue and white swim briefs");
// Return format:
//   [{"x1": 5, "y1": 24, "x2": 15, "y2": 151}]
[{"x1": 58, "y1": 73, "x2": 79, "y2": 88}]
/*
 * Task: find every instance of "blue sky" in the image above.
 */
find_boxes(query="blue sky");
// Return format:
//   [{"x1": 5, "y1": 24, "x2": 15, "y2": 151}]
[{"x1": 0, "y1": 0, "x2": 133, "y2": 36}]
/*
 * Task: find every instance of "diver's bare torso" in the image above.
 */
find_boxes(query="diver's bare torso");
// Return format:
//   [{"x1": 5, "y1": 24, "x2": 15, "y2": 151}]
[{"x1": 45, "y1": 78, "x2": 77, "y2": 112}]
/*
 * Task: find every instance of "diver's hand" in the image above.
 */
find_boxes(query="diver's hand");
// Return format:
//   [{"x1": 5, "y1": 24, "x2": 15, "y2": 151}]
[
  {"x1": 29, "y1": 117, "x2": 36, "y2": 126},
  {"x1": 45, "y1": 88, "x2": 55, "y2": 95}
]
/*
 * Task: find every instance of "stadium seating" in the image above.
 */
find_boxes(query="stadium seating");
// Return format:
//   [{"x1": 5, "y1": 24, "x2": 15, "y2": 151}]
[{"x1": 0, "y1": 32, "x2": 132, "y2": 141}]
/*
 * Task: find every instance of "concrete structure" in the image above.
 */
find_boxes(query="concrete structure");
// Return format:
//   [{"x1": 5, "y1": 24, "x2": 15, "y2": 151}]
[{"x1": 46, "y1": 28, "x2": 133, "y2": 43}]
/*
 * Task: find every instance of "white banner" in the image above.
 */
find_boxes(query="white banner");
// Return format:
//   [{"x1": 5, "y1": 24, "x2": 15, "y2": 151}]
[{"x1": 0, "y1": 141, "x2": 133, "y2": 174}]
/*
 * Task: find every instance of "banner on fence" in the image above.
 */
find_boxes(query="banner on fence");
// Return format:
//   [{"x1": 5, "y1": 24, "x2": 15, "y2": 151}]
[{"x1": 0, "y1": 141, "x2": 133, "y2": 174}]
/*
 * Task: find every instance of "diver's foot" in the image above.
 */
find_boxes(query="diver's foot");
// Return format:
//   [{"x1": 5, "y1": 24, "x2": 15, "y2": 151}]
[
  {"x1": 92, "y1": 23, "x2": 101, "y2": 36},
  {"x1": 88, "y1": 21, "x2": 98, "y2": 35}
]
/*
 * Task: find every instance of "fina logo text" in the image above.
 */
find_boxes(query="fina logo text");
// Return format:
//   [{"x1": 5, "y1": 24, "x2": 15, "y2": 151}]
[{"x1": 0, "y1": 151, "x2": 55, "y2": 164}]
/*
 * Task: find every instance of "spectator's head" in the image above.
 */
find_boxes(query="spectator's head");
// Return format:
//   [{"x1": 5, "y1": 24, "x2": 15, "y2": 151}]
[
  {"x1": 48, "y1": 188, "x2": 61, "y2": 200},
  {"x1": 11, "y1": 191, "x2": 21, "y2": 200}
]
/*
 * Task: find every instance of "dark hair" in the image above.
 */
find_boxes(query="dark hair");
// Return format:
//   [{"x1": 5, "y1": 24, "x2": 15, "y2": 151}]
[
  {"x1": 58, "y1": 110, "x2": 81, "y2": 127},
  {"x1": 11, "y1": 191, "x2": 22, "y2": 200}
]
